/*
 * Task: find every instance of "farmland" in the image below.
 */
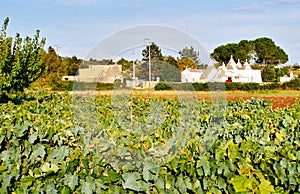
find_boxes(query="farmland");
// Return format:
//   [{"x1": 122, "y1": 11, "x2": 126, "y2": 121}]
[
  {"x1": 0, "y1": 90, "x2": 299, "y2": 193},
  {"x1": 70, "y1": 89, "x2": 300, "y2": 109}
]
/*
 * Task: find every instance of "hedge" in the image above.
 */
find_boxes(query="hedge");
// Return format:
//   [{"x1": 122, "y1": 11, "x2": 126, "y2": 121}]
[{"x1": 155, "y1": 78, "x2": 300, "y2": 91}]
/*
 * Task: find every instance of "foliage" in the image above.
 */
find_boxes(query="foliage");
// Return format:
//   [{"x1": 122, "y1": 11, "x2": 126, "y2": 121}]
[
  {"x1": 154, "y1": 82, "x2": 173, "y2": 90},
  {"x1": 282, "y1": 78, "x2": 300, "y2": 90},
  {"x1": 262, "y1": 67, "x2": 291, "y2": 82},
  {"x1": 254, "y1": 37, "x2": 288, "y2": 65},
  {"x1": 155, "y1": 79, "x2": 299, "y2": 91},
  {"x1": 164, "y1": 55, "x2": 178, "y2": 67},
  {"x1": 0, "y1": 91, "x2": 300, "y2": 193},
  {"x1": 262, "y1": 67, "x2": 277, "y2": 82},
  {"x1": 178, "y1": 46, "x2": 201, "y2": 65},
  {"x1": 177, "y1": 57, "x2": 197, "y2": 71},
  {"x1": 142, "y1": 42, "x2": 163, "y2": 61},
  {"x1": 0, "y1": 17, "x2": 46, "y2": 101},
  {"x1": 211, "y1": 41, "x2": 254, "y2": 64},
  {"x1": 32, "y1": 48, "x2": 82, "y2": 90},
  {"x1": 211, "y1": 37, "x2": 288, "y2": 66},
  {"x1": 36, "y1": 47, "x2": 64, "y2": 88},
  {"x1": 56, "y1": 82, "x2": 115, "y2": 91},
  {"x1": 63, "y1": 56, "x2": 82, "y2": 76},
  {"x1": 117, "y1": 57, "x2": 133, "y2": 71}
]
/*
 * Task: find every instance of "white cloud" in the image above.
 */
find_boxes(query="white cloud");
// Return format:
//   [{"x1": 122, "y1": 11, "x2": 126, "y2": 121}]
[
  {"x1": 266, "y1": 0, "x2": 300, "y2": 5},
  {"x1": 123, "y1": 3, "x2": 141, "y2": 9},
  {"x1": 231, "y1": 5, "x2": 262, "y2": 11}
]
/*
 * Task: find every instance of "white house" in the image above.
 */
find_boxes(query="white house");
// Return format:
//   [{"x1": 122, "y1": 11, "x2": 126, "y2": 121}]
[
  {"x1": 181, "y1": 68, "x2": 204, "y2": 83},
  {"x1": 280, "y1": 71, "x2": 294, "y2": 83},
  {"x1": 217, "y1": 56, "x2": 262, "y2": 83}
]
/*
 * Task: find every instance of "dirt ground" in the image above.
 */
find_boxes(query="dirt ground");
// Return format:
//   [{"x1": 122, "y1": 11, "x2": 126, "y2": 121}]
[
  {"x1": 130, "y1": 90, "x2": 300, "y2": 110},
  {"x1": 226, "y1": 96, "x2": 298, "y2": 110},
  {"x1": 73, "y1": 90, "x2": 300, "y2": 110}
]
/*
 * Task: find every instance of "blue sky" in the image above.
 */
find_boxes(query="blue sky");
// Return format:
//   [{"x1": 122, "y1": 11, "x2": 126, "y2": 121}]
[{"x1": 1, "y1": 0, "x2": 300, "y2": 64}]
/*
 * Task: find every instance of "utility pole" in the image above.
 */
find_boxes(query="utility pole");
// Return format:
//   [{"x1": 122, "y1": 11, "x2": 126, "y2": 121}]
[{"x1": 132, "y1": 50, "x2": 136, "y2": 79}]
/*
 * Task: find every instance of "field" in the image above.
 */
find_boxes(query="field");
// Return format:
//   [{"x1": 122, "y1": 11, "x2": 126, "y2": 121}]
[
  {"x1": 0, "y1": 90, "x2": 299, "y2": 193},
  {"x1": 71, "y1": 89, "x2": 300, "y2": 109}
]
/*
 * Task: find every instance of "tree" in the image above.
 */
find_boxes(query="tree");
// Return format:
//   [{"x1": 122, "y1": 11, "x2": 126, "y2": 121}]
[
  {"x1": 142, "y1": 42, "x2": 163, "y2": 61},
  {"x1": 254, "y1": 37, "x2": 288, "y2": 66},
  {"x1": 178, "y1": 46, "x2": 201, "y2": 65},
  {"x1": 117, "y1": 57, "x2": 132, "y2": 71},
  {"x1": 211, "y1": 41, "x2": 254, "y2": 64},
  {"x1": 34, "y1": 46, "x2": 64, "y2": 88},
  {"x1": 63, "y1": 56, "x2": 82, "y2": 76},
  {"x1": 164, "y1": 55, "x2": 178, "y2": 67},
  {"x1": 0, "y1": 17, "x2": 46, "y2": 100},
  {"x1": 210, "y1": 37, "x2": 288, "y2": 66},
  {"x1": 177, "y1": 57, "x2": 197, "y2": 71},
  {"x1": 262, "y1": 67, "x2": 276, "y2": 82}
]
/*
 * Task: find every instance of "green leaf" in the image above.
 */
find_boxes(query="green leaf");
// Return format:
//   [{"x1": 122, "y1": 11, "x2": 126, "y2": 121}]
[
  {"x1": 259, "y1": 178, "x2": 274, "y2": 194},
  {"x1": 41, "y1": 162, "x2": 59, "y2": 173},
  {"x1": 64, "y1": 173, "x2": 78, "y2": 191},
  {"x1": 31, "y1": 144, "x2": 46, "y2": 161},
  {"x1": 17, "y1": 122, "x2": 30, "y2": 137},
  {"x1": 82, "y1": 176, "x2": 96, "y2": 194},
  {"x1": 122, "y1": 172, "x2": 148, "y2": 192},
  {"x1": 28, "y1": 132, "x2": 38, "y2": 144},
  {"x1": 216, "y1": 177, "x2": 226, "y2": 189},
  {"x1": 55, "y1": 146, "x2": 70, "y2": 162},
  {"x1": 142, "y1": 162, "x2": 160, "y2": 182},
  {"x1": 175, "y1": 174, "x2": 186, "y2": 193},
  {"x1": 196, "y1": 156, "x2": 210, "y2": 176},
  {"x1": 46, "y1": 182, "x2": 58, "y2": 194},
  {"x1": 227, "y1": 141, "x2": 239, "y2": 162},
  {"x1": 155, "y1": 177, "x2": 165, "y2": 191},
  {"x1": 94, "y1": 178, "x2": 108, "y2": 190},
  {"x1": 21, "y1": 176, "x2": 35, "y2": 187},
  {"x1": 229, "y1": 175, "x2": 253, "y2": 193}
]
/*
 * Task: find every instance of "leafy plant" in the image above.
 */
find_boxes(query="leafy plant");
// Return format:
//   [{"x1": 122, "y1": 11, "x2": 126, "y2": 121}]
[{"x1": 0, "y1": 91, "x2": 299, "y2": 193}]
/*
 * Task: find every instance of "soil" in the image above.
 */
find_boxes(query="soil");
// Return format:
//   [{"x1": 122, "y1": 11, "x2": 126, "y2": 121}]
[{"x1": 225, "y1": 96, "x2": 298, "y2": 110}]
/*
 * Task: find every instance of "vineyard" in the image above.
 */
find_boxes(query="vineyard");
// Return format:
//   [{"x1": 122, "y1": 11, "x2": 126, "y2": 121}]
[{"x1": 0, "y1": 90, "x2": 299, "y2": 193}]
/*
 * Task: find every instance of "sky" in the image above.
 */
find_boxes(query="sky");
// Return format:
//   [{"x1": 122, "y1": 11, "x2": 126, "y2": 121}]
[{"x1": 1, "y1": 0, "x2": 300, "y2": 64}]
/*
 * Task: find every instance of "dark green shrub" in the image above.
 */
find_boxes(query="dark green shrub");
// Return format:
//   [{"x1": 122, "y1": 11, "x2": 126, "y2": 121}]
[
  {"x1": 192, "y1": 82, "x2": 209, "y2": 91},
  {"x1": 282, "y1": 78, "x2": 300, "y2": 90},
  {"x1": 154, "y1": 82, "x2": 173, "y2": 90}
]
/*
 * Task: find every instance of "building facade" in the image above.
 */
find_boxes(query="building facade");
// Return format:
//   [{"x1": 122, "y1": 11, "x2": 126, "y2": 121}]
[{"x1": 217, "y1": 56, "x2": 262, "y2": 83}]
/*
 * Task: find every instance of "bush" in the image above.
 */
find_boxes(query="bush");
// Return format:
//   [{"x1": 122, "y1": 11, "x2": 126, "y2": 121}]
[
  {"x1": 52, "y1": 81, "x2": 74, "y2": 91},
  {"x1": 282, "y1": 78, "x2": 300, "y2": 90},
  {"x1": 192, "y1": 82, "x2": 209, "y2": 91},
  {"x1": 154, "y1": 82, "x2": 173, "y2": 90}
]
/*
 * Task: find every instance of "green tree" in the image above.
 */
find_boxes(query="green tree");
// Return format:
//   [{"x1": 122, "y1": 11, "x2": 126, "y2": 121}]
[
  {"x1": 177, "y1": 57, "x2": 197, "y2": 71},
  {"x1": 262, "y1": 67, "x2": 276, "y2": 82},
  {"x1": 211, "y1": 41, "x2": 253, "y2": 64},
  {"x1": 35, "y1": 46, "x2": 64, "y2": 88},
  {"x1": 160, "y1": 61, "x2": 181, "y2": 82},
  {"x1": 117, "y1": 57, "x2": 132, "y2": 71},
  {"x1": 254, "y1": 37, "x2": 288, "y2": 66},
  {"x1": 142, "y1": 42, "x2": 163, "y2": 61},
  {"x1": 164, "y1": 55, "x2": 178, "y2": 67},
  {"x1": 211, "y1": 37, "x2": 288, "y2": 66},
  {"x1": 0, "y1": 17, "x2": 46, "y2": 100},
  {"x1": 178, "y1": 46, "x2": 201, "y2": 65},
  {"x1": 63, "y1": 56, "x2": 82, "y2": 76}
]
